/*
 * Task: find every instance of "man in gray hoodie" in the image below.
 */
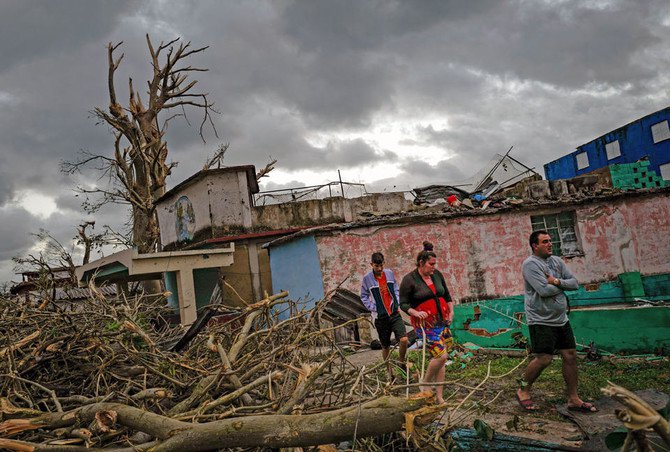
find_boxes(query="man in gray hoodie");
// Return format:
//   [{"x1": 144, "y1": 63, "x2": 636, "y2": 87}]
[{"x1": 516, "y1": 230, "x2": 597, "y2": 413}]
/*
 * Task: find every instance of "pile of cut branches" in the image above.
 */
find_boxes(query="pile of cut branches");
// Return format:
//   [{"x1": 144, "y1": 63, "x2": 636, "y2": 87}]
[{"x1": 0, "y1": 288, "x2": 440, "y2": 451}]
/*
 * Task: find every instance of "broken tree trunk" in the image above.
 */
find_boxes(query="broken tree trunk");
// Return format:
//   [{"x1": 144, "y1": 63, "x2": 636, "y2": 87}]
[
  {"x1": 0, "y1": 394, "x2": 433, "y2": 451},
  {"x1": 602, "y1": 381, "x2": 670, "y2": 448}
]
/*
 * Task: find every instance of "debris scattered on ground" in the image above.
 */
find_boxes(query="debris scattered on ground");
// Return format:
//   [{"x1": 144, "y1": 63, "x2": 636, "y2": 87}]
[{"x1": 0, "y1": 290, "x2": 448, "y2": 450}]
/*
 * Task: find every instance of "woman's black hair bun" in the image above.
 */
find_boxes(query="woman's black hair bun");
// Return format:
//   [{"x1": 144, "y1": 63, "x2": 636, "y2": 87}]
[{"x1": 423, "y1": 241, "x2": 433, "y2": 252}]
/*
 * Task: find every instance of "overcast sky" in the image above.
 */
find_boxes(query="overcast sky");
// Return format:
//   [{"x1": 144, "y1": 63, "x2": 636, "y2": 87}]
[{"x1": 1, "y1": 0, "x2": 669, "y2": 284}]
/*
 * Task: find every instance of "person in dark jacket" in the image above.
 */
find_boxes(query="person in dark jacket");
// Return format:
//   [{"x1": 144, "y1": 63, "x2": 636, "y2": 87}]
[{"x1": 400, "y1": 241, "x2": 454, "y2": 404}]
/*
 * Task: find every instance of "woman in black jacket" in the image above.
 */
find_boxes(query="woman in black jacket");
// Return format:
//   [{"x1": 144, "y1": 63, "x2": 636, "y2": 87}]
[{"x1": 400, "y1": 241, "x2": 454, "y2": 404}]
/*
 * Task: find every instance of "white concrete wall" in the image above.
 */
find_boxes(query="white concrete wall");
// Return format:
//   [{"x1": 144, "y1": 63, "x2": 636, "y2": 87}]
[
  {"x1": 208, "y1": 171, "x2": 253, "y2": 230},
  {"x1": 157, "y1": 177, "x2": 212, "y2": 247},
  {"x1": 157, "y1": 170, "x2": 254, "y2": 247}
]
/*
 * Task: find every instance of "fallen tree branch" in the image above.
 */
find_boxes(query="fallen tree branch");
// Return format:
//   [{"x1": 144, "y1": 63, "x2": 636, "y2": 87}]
[
  {"x1": 1, "y1": 375, "x2": 63, "y2": 413},
  {"x1": 602, "y1": 381, "x2": 670, "y2": 447},
  {"x1": 0, "y1": 330, "x2": 40, "y2": 358},
  {"x1": 0, "y1": 394, "x2": 433, "y2": 451}
]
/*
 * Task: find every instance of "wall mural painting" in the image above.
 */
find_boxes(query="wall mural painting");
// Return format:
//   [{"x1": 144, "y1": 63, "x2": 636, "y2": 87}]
[{"x1": 175, "y1": 196, "x2": 196, "y2": 242}]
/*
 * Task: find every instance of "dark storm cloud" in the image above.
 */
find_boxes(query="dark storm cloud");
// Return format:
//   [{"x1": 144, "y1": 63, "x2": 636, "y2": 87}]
[
  {"x1": 2, "y1": 0, "x2": 670, "y2": 283},
  {"x1": 414, "y1": 123, "x2": 507, "y2": 164},
  {"x1": 282, "y1": 51, "x2": 397, "y2": 129},
  {"x1": 364, "y1": 157, "x2": 466, "y2": 194},
  {"x1": 274, "y1": 0, "x2": 503, "y2": 127},
  {"x1": 446, "y1": 0, "x2": 663, "y2": 88},
  {"x1": 179, "y1": 107, "x2": 396, "y2": 172},
  {"x1": 400, "y1": 159, "x2": 465, "y2": 185},
  {"x1": 280, "y1": 0, "x2": 500, "y2": 53},
  {"x1": 0, "y1": 0, "x2": 136, "y2": 74},
  {"x1": 0, "y1": 156, "x2": 13, "y2": 205},
  {"x1": 0, "y1": 208, "x2": 34, "y2": 263}
]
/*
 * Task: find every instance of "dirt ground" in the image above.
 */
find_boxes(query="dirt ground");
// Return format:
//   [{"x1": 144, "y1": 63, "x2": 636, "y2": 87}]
[{"x1": 344, "y1": 348, "x2": 667, "y2": 450}]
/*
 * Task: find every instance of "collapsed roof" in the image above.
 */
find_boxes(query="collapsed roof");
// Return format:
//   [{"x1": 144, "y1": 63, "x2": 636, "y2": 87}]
[{"x1": 413, "y1": 151, "x2": 540, "y2": 203}]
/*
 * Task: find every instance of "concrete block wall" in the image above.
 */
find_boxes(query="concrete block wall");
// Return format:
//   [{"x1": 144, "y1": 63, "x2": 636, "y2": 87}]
[
  {"x1": 252, "y1": 192, "x2": 414, "y2": 230},
  {"x1": 610, "y1": 161, "x2": 669, "y2": 190}
]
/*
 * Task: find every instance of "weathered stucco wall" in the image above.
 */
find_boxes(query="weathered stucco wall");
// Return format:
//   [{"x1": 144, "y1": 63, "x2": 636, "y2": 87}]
[
  {"x1": 208, "y1": 171, "x2": 254, "y2": 232},
  {"x1": 316, "y1": 192, "x2": 670, "y2": 303},
  {"x1": 573, "y1": 195, "x2": 670, "y2": 280},
  {"x1": 252, "y1": 192, "x2": 413, "y2": 230},
  {"x1": 157, "y1": 177, "x2": 212, "y2": 247},
  {"x1": 218, "y1": 243, "x2": 273, "y2": 307},
  {"x1": 157, "y1": 170, "x2": 254, "y2": 248}
]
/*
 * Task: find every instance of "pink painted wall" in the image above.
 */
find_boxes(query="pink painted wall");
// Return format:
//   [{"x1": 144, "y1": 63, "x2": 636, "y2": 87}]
[{"x1": 317, "y1": 193, "x2": 670, "y2": 303}]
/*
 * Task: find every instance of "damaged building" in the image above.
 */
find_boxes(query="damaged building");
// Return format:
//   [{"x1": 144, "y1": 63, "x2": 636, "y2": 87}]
[
  {"x1": 265, "y1": 170, "x2": 670, "y2": 354},
  {"x1": 545, "y1": 106, "x2": 670, "y2": 182},
  {"x1": 149, "y1": 165, "x2": 418, "y2": 322},
  {"x1": 69, "y1": 109, "x2": 670, "y2": 354}
]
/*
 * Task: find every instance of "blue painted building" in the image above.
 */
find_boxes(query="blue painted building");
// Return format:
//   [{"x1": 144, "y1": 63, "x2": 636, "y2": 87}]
[
  {"x1": 545, "y1": 107, "x2": 670, "y2": 181},
  {"x1": 267, "y1": 234, "x2": 325, "y2": 319}
]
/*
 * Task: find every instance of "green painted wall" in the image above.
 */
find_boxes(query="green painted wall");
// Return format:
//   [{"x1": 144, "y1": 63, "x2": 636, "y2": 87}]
[
  {"x1": 194, "y1": 267, "x2": 220, "y2": 310},
  {"x1": 164, "y1": 268, "x2": 220, "y2": 313},
  {"x1": 452, "y1": 273, "x2": 670, "y2": 354},
  {"x1": 569, "y1": 307, "x2": 670, "y2": 355}
]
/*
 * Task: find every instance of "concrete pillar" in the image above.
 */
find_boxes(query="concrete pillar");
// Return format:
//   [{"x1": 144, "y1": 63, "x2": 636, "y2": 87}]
[
  {"x1": 247, "y1": 242, "x2": 263, "y2": 301},
  {"x1": 175, "y1": 268, "x2": 197, "y2": 326}
]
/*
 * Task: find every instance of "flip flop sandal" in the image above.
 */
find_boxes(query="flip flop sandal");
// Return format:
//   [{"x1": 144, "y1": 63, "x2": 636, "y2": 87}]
[
  {"x1": 568, "y1": 402, "x2": 597, "y2": 412},
  {"x1": 516, "y1": 392, "x2": 540, "y2": 411}
]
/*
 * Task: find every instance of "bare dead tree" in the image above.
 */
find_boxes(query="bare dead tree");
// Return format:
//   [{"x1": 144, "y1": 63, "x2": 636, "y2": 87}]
[
  {"x1": 202, "y1": 143, "x2": 229, "y2": 170},
  {"x1": 256, "y1": 157, "x2": 277, "y2": 181},
  {"x1": 12, "y1": 229, "x2": 77, "y2": 306},
  {"x1": 63, "y1": 35, "x2": 218, "y2": 256},
  {"x1": 75, "y1": 221, "x2": 99, "y2": 265}
]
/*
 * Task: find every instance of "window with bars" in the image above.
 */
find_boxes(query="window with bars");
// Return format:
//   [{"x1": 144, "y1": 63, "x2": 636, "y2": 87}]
[{"x1": 530, "y1": 212, "x2": 581, "y2": 256}]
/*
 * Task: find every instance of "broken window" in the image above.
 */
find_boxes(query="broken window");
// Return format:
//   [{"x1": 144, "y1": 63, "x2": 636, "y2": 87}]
[
  {"x1": 605, "y1": 140, "x2": 621, "y2": 160},
  {"x1": 651, "y1": 120, "x2": 670, "y2": 144},
  {"x1": 660, "y1": 163, "x2": 670, "y2": 181},
  {"x1": 575, "y1": 152, "x2": 589, "y2": 170},
  {"x1": 530, "y1": 212, "x2": 581, "y2": 256}
]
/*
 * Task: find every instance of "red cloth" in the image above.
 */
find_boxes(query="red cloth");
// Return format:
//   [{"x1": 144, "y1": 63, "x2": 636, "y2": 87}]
[
  {"x1": 375, "y1": 272, "x2": 394, "y2": 316},
  {"x1": 411, "y1": 280, "x2": 450, "y2": 329}
]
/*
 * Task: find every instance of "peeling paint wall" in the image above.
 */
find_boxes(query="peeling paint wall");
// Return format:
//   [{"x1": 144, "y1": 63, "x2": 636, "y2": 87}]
[
  {"x1": 572, "y1": 194, "x2": 670, "y2": 280},
  {"x1": 316, "y1": 193, "x2": 670, "y2": 302}
]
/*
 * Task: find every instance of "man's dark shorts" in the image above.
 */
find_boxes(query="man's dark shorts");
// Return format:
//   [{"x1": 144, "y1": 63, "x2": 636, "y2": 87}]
[
  {"x1": 375, "y1": 312, "x2": 407, "y2": 348},
  {"x1": 528, "y1": 321, "x2": 576, "y2": 354}
]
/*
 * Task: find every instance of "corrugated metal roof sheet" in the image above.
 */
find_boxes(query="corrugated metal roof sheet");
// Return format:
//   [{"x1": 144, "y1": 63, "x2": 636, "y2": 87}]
[
  {"x1": 54, "y1": 285, "x2": 117, "y2": 300},
  {"x1": 323, "y1": 288, "x2": 368, "y2": 323},
  {"x1": 13, "y1": 285, "x2": 118, "y2": 301}
]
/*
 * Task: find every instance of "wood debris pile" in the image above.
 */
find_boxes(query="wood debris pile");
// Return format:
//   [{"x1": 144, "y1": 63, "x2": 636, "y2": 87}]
[{"x1": 0, "y1": 289, "x2": 439, "y2": 451}]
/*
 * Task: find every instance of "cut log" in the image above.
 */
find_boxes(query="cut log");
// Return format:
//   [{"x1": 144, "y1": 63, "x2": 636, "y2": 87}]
[{"x1": 0, "y1": 394, "x2": 434, "y2": 451}]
